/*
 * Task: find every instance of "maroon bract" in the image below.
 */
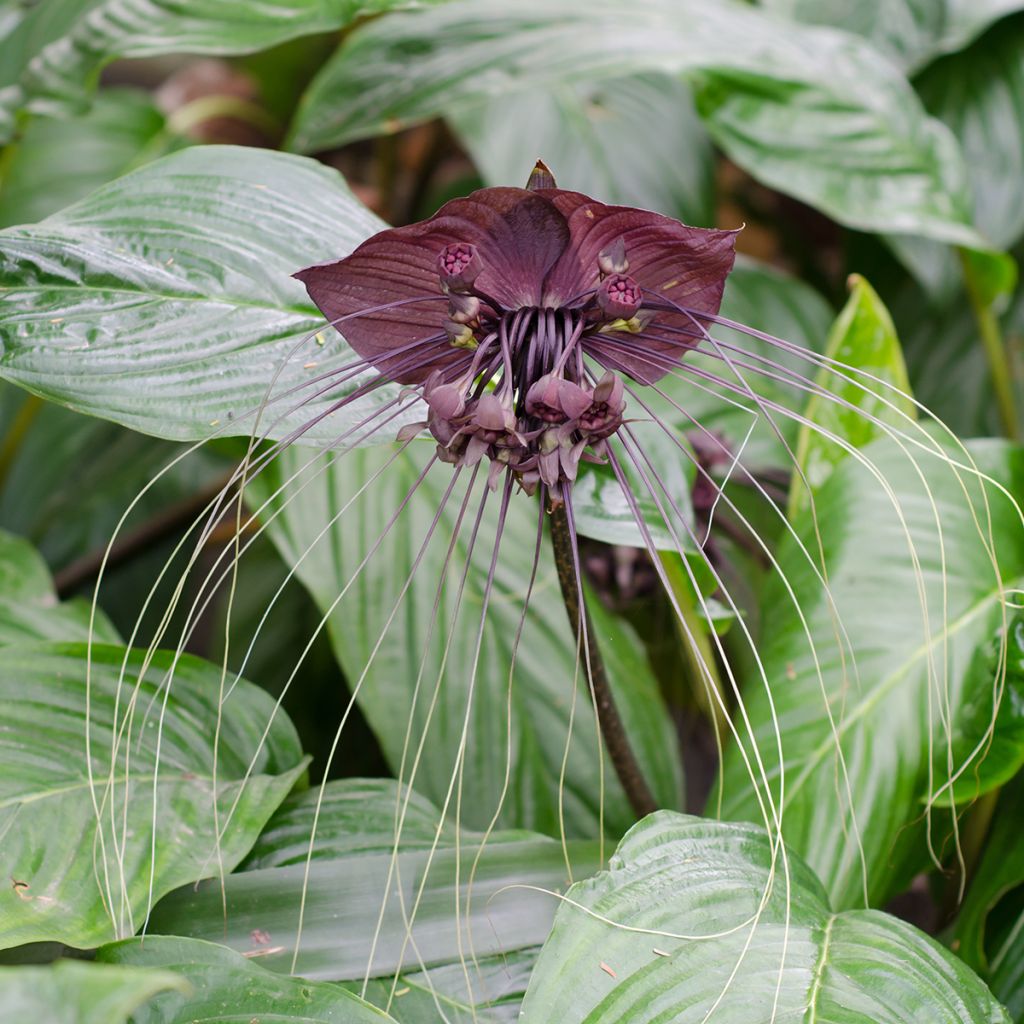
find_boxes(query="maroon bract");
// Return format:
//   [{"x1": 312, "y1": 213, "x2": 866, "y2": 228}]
[{"x1": 295, "y1": 163, "x2": 737, "y2": 495}]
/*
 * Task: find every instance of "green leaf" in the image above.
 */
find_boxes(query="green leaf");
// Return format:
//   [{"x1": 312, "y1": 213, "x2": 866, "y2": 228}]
[
  {"x1": 520, "y1": 812, "x2": 1010, "y2": 1023},
  {"x1": 917, "y1": 14, "x2": 1024, "y2": 252},
  {"x1": 351, "y1": 948, "x2": 536, "y2": 1024},
  {"x1": 0, "y1": 88, "x2": 179, "y2": 229},
  {"x1": 0, "y1": 959, "x2": 186, "y2": 1024},
  {"x1": 0, "y1": 642, "x2": 306, "y2": 949},
  {"x1": 0, "y1": 0, "x2": 443, "y2": 141},
  {"x1": 955, "y1": 773, "x2": 1024, "y2": 972},
  {"x1": 449, "y1": 73, "x2": 715, "y2": 226},
  {"x1": 0, "y1": 528, "x2": 119, "y2": 644},
  {"x1": 161, "y1": 779, "x2": 563, "y2": 1019},
  {"x1": 288, "y1": 0, "x2": 983, "y2": 248},
  {"x1": 240, "y1": 777, "x2": 532, "y2": 868},
  {"x1": 939, "y1": 615, "x2": 1024, "y2": 805},
  {"x1": 788, "y1": 274, "x2": 915, "y2": 517},
  {"x1": 149, "y1": 779, "x2": 601, "y2": 982},
  {"x1": 250, "y1": 443, "x2": 682, "y2": 838},
  {"x1": 0, "y1": 145, "x2": 407, "y2": 443},
  {"x1": 98, "y1": 936, "x2": 396, "y2": 1022},
  {"x1": 762, "y1": 0, "x2": 1024, "y2": 73},
  {"x1": 718, "y1": 438, "x2": 1024, "y2": 907}
]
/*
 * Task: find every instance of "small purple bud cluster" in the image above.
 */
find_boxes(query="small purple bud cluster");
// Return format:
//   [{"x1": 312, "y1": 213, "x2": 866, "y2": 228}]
[{"x1": 399, "y1": 238, "x2": 641, "y2": 495}]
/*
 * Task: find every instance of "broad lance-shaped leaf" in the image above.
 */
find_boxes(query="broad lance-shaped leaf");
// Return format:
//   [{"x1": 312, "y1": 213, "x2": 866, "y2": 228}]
[
  {"x1": 0, "y1": 959, "x2": 186, "y2": 1024},
  {"x1": 917, "y1": 14, "x2": 1024, "y2": 253},
  {"x1": 449, "y1": 73, "x2": 715, "y2": 228},
  {"x1": 788, "y1": 274, "x2": 915, "y2": 518},
  {"x1": 519, "y1": 812, "x2": 1010, "y2": 1023},
  {"x1": 0, "y1": 0, "x2": 449, "y2": 142},
  {"x1": 884, "y1": 12, "x2": 1024, "y2": 303},
  {"x1": 150, "y1": 778, "x2": 601, "y2": 989},
  {"x1": 762, "y1": 0, "x2": 1024, "y2": 74},
  {"x1": 98, "y1": 936, "x2": 396, "y2": 1023},
  {"x1": 937, "y1": 614, "x2": 1024, "y2": 805},
  {"x1": 953, "y1": 772, "x2": 1024, "y2": 1021},
  {"x1": 287, "y1": 0, "x2": 984, "y2": 249},
  {"x1": 0, "y1": 642, "x2": 306, "y2": 949},
  {"x1": 0, "y1": 528, "x2": 119, "y2": 645},
  {"x1": 249, "y1": 443, "x2": 682, "y2": 839},
  {"x1": 0, "y1": 145, "x2": 408, "y2": 444},
  {"x1": 718, "y1": 437, "x2": 1024, "y2": 908}
]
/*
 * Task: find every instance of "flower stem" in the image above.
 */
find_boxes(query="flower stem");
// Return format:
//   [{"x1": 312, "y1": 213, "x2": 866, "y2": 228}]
[
  {"x1": 959, "y1": 248, "x2": 1019, "y2": 441},
  {"x1": 547, "y1": 500, "x2": 658, "y2": 819}
]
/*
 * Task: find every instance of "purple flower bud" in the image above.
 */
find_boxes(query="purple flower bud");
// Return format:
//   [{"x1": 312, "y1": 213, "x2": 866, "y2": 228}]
[
  {"x1": 424, "y1": 381, "x2": 465, "y2": 421},
  {"x1": 597, "y1": 274, "x2": 643, "y2": 321},
  {"x1": 592, "y1": 370, "x2": 624, "y2": 407},
  {"x1": 579, "y1": 371, "x2": 626, "y2": 440},
  {"x1": 598, "y1": 237, "x2": 629, "y2": 276},
  {"x1": 438, "y1": 242, "x2": 483, "y2": 293},
  {"x1": 444, "y1": 320, "x2": 477, "y2": 349},
  {"x1": 471, "y1": 393, "x2": 516, "y2": 437},
  {"x1": 447, "y1": 293, "x2": 480, "y2": 325},
  {"x1": 525, "y1": 373, "x2": 593, "y2": 423}
]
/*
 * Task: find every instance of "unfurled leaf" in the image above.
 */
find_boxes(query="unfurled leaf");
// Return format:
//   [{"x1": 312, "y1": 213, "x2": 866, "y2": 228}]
[
  {"x1": 0, "y1": 0, "x2": 444, "y2": 141},
  {"x1": 718, "y1": 438, "x2": 1024, "y2": 907},
  {"x1": 98, "y1": 935, "x2": 395, "y2": 1022},
  {"x1": 0, "y1": 146, "x2": 404, "y2": 443},
  {"x1": 288, "y1": 0, "x2": 983, "y2": 249},
  {"x1": 0, "y1": 89, "x2": 178, "y2": 229},
  {"x1": 150, "y1": 778, "x2": 601, "y2": 983},
  {"x1": 0, "y1": 528, "x2": 119, "y2": 644},
  {"x1": 0, "y1": 642, "x2": 306, "y2": 949},
  {"x1": 0, "y1": 959, "x2": 185, "y2": 1024},
  {"x1": 788, "y1": 274, "x2": 915, "y2": 516},
  {"x1": 450, "y1": 74, "x2": 715, "y2": 227},
  {"x1": 762, "y1": 0, "x2": 1024, "y2": 73},
  {"x1": 917, "y1": 14, "x2": 1024, "y2": 252},
  {"x1": 520, "y1": 813, "x2": 1010, "y2": 1023}
]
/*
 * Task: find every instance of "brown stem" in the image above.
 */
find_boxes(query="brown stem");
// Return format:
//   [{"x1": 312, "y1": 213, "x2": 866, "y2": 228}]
[{"x1": 547, "y1": 499, "x2": 658, "y2": 819}]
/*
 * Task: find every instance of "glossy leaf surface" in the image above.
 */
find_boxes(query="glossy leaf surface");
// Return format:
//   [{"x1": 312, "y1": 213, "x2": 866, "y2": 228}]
[
  {"x1": 99, "y1": 936, "x2": 395, "y2": 1022},
  {"x1": 718, "y1": 438, "x2": 1024, "y2": 907},
  {"x1": 0, "y1": 0, "x2": 442, "y2": 141},
  {"x1": 0, "y1": 959, "x2": 185, "y2": 1024},
  {"x1": 150, "y1": 777, "x2": 601, "y2": 982},
  {"x1": 0, "y1": 145, "x2": 402, "y2": 443},
  {"x1": 0, "y1": 642, "x2": 305, "y2": 949},
  {"x1": 520, "y1": 812, "x2": 1010, "y2": 1023},
  {"x1": 450, "y1": 73, "x2": 715, "y2": 227},
  {"x1": 289, "y1": 0, "x2": 983, "y2": 248}
]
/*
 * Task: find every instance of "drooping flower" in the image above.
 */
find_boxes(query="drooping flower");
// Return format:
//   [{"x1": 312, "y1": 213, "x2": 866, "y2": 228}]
[{"x1": 294, "y1": 161, "x2": 738, "y2": 501}]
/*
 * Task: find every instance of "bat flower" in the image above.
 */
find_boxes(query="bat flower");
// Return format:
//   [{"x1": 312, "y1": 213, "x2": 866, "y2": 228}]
[{"x1": 295, "y1": 161, "x2": 738, "y2": 500}]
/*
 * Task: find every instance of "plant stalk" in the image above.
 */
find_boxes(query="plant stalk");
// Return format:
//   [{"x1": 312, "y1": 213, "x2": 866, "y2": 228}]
[
  {"x1": 547, "y1": 499, "x2": 658, "y2": 819},
  {"x1": 959, "y1": 249, "x2": 1019, "y2": 441}
]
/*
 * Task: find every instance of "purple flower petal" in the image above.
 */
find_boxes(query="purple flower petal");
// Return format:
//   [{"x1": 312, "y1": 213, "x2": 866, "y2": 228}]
[
  {"x1": 295, "y1": 188, "x2": 571, "y2": 383},
  {"x1": 538, "y1": 190, "x2": 737, "y2": 381}
]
